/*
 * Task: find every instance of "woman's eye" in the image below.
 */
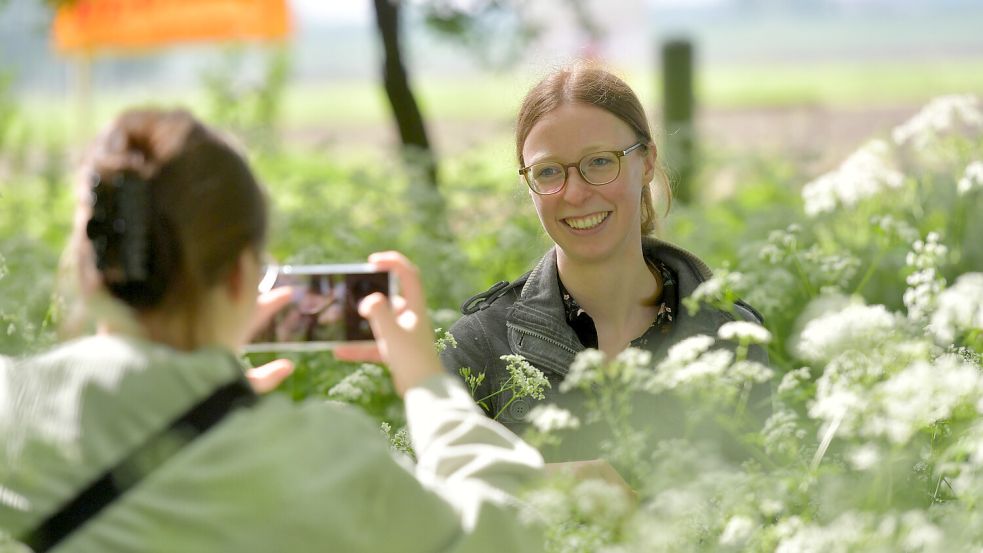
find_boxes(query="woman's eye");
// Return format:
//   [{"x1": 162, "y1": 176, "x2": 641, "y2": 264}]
[
  {"x1": 535, "y1": 165, "x2": 562, "y2": 179},
  {"x1": 586, "y1": 155, "x2": 614, "y2": 167}
]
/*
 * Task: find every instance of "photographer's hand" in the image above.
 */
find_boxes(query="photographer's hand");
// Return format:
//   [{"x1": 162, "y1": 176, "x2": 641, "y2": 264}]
[
  {"x1": 333, "y1": 251, "x2": 442, "y2": 396},
  {"x1": 244, "y1": 286, "x2": 295, "y2": 393}
]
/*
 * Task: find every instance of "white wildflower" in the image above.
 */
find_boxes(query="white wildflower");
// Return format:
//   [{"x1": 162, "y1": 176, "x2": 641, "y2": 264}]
[
  {"x1": 802, "y1": 140, "x2": 905, "y2": 217},
  {"x1": 561, "y1": 349, "x2": 605, "y2": 392},
  {"x1": 929, "y1": 272, "x2": 983, "y2": 344},
  {"x1": 778, "y1": 367, "x2": 811, "y2": 394},
  {"x1": 871, "y1": 215, "x2": 919, "y2": 243},
  {"x1": 847, "y1": 443, "x2": 881, "y2": 471},
  {"x1": 762, "y1": 409, "x2": 807, "y2": 457},
  {"x1": 866, "y1": 356, "x2": 982, "y2": 444},
  {"x1": 501, "y1": 354, "x2": 550, "y2": 400},
  {"x1": 900, "y1": 511, "x2": 944, "y2": 551},
  {"x1": 615, "y1": 347, "x2": 652, "y2": 370},
  {"x1": 665, "y1": 335, "x2": 715, "y2": 365},
  {"x1": 904, "y1": 233, "x2": 949, "y2": 322},
  {"x1": 892, "y1": 94, "x2": 983, "y2": 148},
  {"x1": 792, "y1": 298, "x2": 898, "y2": 364},
  {"x1": 572, "y1": 478, "x2": 631, "y2": 526},
  {"x1": 525, "y1": 404, "x2": 581, "y2": 433},
  {"x1": 519, "y1": 488, "x2": 570, "y2": 527},
  {"x1": 327, "y1": 363, "x2": 387, "y2": 402},
  {"x1": 731, "y1": 360, "x2": 774, "y2": 384},
  {"x1": 759, "y1": 499, "x2": 784, "y2": 518},
  {"x1": 957, "y1": 160, "x2": 983, "y2": 195},
  {"x1": 718, "y1": 321, "x2": 772, "y2": 344},
  {"x1": 719, "y1": 515, "x2": 756, "y2": 547},
  {"x1": 655, "y1": 348, "x2": 735, "y2": 390},
  {"x1": 775, "y1": 512, "x2": 871, "y2": 553},
  {"x1": 686, "y1": 271, "x2": 746, "y2": 313}
]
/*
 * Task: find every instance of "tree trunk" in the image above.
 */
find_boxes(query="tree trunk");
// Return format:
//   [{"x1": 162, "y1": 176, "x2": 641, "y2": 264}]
[{"x1": 372, "y1": 0, "x2": 438, "y2": 188}]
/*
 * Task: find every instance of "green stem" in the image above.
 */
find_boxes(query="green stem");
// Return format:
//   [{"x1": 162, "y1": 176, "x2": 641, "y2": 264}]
[
  {"x1": 493, "y1": 394, "x2": 518, "y2": 421},
  {"x1": 852, "y1": 247, "x2": 886, "y2": 296},
  {"x1": 476, "y1": 377, "x2": 514, "y2": 403}
]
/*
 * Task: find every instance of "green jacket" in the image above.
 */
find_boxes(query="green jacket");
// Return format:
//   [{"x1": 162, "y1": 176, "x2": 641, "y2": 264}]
[{"x1": 1, "y1": 335, "x2": 544, "y2": 552}]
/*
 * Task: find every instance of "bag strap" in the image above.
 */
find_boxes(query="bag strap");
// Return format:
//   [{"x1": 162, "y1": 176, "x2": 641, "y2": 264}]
[{"x1": 21, "y1": 374, "x2": 257, "y2": 552}]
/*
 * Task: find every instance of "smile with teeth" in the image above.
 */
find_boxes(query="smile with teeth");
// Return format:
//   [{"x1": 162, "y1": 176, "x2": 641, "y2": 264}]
[{"x1": 563, "y1": 211, "x2": 610, "y2": 230}]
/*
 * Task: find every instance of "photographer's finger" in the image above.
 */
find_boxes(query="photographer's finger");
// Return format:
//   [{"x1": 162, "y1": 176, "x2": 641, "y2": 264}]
[
  {"x1": 333, "y1": 343, "x2": 383, "y2": 363},
  {"x1": 248, "y1": 286, "x2": 294, "y2": 338},
  {"x1": 246, "y1": 359, "x2": 294, "y2": 394},
  {"x1": 367, "y1": 251, "x2": 426, "y2": 312},
  {"x1": 389, "y1": 295, "x2": 408, "y2": 315},
  {"x1": 358, "y1": 292, "x2": 399, "y2": 338}
]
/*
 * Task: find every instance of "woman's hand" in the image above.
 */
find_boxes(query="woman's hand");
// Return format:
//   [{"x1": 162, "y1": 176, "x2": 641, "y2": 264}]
[
  {"x1": 544, "y1": 459, "x2": 638, "y2": 505},
  {"x1": 244, "y1": 286, "x2": 295, "y2": 394},
  {"x1": 334, "y1": 251, "x2": 443, "y2": 396}
]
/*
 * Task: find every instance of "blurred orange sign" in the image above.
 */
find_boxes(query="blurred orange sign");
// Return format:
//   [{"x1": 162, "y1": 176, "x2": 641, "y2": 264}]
[{"x1": 53, "y1": 0, "x2": 291, "y2": 53}]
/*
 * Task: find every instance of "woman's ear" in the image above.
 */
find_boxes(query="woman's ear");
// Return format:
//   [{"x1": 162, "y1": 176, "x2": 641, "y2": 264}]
[
  {"x1": 642, "y1": 143, "x2": 657, "y2": 183},
  {"x1": 225, "y1": 249, "x2": 256, "y2": 303}
]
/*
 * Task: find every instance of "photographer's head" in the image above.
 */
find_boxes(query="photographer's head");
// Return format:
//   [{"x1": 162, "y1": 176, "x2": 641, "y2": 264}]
[
  {"x1": 71, "y1": 109, "x2": 267, "y2": 350},
  {"x1": 515, "y1": 63, "x2": 670, "y2": 239}
]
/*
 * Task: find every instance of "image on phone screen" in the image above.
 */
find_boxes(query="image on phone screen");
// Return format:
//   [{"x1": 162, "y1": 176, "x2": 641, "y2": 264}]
[{"x1": 245, "y1": 263, "x2": 391, "y2": 352}]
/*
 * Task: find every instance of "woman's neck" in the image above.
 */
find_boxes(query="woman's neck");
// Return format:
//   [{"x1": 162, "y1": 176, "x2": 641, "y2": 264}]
[
  {"x1": 556, "y1": 239, "x2": 661, "y2": 356},
  {"x1": 98, "y1": 299, "x2": 233, "y2": 353}
]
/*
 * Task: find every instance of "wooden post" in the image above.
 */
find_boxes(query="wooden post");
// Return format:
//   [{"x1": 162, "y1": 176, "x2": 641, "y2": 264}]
[{"x1": 661, "y1": 39, "x2": 696, "y2": 203}]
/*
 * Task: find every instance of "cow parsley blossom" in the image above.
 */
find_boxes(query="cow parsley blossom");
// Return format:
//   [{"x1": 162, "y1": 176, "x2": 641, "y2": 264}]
[
  {"x1": 903, "y1": 233, "x2": 948, "y2": 323},
  {"x1": 929, "y1": 272, "x2": 983, "y2": 344},
  {"x1": 801, "y1": 140, "x2": 904, "y2": 216},
  {"x1": 892, "y1": 94, "x2": 983, "y2": 149},
  {"x1": 792, "y1": 298, "x2": 898, "y2": 364},
  {"x1": 526, "y1": 404, "x2": 581, "y2": 433},
  {"x1": 718, "y1": 321, "x2": 772, "y2": 345},
  {"x1": 957, "y1": 160, "x2": 983, "y2": 195}
]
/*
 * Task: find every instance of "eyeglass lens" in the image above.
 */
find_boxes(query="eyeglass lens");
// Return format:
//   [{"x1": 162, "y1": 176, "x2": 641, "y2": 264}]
[{"x1": 528, "y1": 151, "x2": 621, "y2": 193}]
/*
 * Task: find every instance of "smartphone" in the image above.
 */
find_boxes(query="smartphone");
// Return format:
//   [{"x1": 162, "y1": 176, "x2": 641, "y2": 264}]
[{"x1": 244, "y1": 263, "x2": 393, "y2": 352}]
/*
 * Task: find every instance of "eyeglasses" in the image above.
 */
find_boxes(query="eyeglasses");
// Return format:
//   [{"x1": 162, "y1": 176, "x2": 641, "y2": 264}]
[{"x1": 518, "y1": 142, "x2": 646, "y2": 195}]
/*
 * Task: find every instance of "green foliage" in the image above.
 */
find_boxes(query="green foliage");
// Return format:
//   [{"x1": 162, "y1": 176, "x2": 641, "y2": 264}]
[{"x1": 200, "y1": 46, "x2": 290, "y2": 153}]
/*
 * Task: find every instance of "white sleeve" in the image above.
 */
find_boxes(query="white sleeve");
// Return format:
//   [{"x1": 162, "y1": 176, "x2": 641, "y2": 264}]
[{"x1": 404, "y1": 374, "x2": 544, "y2": 531}]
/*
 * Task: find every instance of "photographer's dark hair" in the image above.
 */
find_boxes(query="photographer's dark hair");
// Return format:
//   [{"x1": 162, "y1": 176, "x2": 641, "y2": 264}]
[{"x1": 74, "y1": 109, "x2": 267, "y2": 338}]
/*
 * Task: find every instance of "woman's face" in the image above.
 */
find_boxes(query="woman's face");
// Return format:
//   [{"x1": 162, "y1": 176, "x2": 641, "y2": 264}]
[{"x1": 521, "y1": 103, "x2": 654, "y2": 265}]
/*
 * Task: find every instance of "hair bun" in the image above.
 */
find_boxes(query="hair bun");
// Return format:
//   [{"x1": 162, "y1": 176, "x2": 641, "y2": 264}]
[{"x1": 86, "y1": 172, "x2": 159, "y2": 308}]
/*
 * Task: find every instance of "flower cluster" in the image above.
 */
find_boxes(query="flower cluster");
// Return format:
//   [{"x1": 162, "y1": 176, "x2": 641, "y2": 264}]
[
  {"x1": 929, "y1": 272, "x2": 983, "y2": 344},
  {"x1": 958, "y1": 160, "x2": 983, "y2": 195},
  {"x1": 327, "y1": 363, "x2": 389, "y2": 403},
  {"x1": 892, "y1": 94, "x2": 983, "y2": 149},
  {"x1": 525, "y1": 404, "x2": 580, "y2": 434},
  {"x1": 903, "y1": 232, "x2": 948, "y2": 323},
  {"x1": 501, "y1": 354, "x2": 550, "y2": 401},
  {"x1": 801, "y1": 140, "x2": 904, "y2": 216}
]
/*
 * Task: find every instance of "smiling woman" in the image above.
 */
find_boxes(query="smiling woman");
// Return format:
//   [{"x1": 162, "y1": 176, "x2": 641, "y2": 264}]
[{"x1": 440, "y1": 62, "x2": 768, "y2": 465}]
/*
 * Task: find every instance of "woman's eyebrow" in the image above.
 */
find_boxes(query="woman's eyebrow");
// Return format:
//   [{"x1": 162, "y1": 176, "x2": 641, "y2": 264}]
[{"x1": 526, "y1": 144, "x2": 618, "y2": 164}]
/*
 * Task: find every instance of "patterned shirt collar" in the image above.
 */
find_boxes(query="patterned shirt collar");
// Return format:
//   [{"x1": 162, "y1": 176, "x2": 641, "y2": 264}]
[{"x1": 557, "y1": 257, "x2": 678, "y2": 349}]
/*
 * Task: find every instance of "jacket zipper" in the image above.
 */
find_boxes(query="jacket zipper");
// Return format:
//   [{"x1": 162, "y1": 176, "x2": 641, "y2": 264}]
[{"x1": 506, "y1": 322, "x2": 579, "y2": 355}]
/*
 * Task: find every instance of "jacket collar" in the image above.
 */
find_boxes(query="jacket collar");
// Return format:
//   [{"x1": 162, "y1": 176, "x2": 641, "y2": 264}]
[{"x1": 505, "y1": 237, "x2": 715, "y2": 376}]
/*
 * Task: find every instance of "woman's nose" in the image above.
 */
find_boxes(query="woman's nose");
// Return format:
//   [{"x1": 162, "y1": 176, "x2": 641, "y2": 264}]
[{"x1": 561, "y1": 169, "x2": 594, "y2": 204}]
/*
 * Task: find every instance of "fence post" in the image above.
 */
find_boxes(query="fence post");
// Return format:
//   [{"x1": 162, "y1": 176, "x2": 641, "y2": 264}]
[{"x1": 661, "y1": 38, "x2": 696, "y2": 203}]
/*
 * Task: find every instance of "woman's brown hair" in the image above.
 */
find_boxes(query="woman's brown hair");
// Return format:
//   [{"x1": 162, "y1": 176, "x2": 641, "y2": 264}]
[
  {"x1": 71, "y1": 109, "x2": 267, "y2": 343},
  {"x1": 515, "y1": 63, "x2": 671, "y2": 235}
]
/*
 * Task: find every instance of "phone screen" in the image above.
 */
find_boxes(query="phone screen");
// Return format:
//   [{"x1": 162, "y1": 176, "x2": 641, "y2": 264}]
[{"x1": 245, "y1": 263, "x2": 391, "y2": 352}]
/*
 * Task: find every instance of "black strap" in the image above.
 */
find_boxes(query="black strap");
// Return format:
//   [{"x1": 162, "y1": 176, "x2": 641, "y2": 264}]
[
  {"x1": 460, "y1": 274, "x2": 529, "y2": 315},
  {"x1": 21, "y1": 376, "x2": 257, "y2": 552}
]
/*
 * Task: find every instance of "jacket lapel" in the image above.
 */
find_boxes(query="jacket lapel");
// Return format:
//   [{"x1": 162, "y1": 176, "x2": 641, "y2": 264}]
[{"x1": 505, "y1": 248, "x2": 583, "y2": 376}]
